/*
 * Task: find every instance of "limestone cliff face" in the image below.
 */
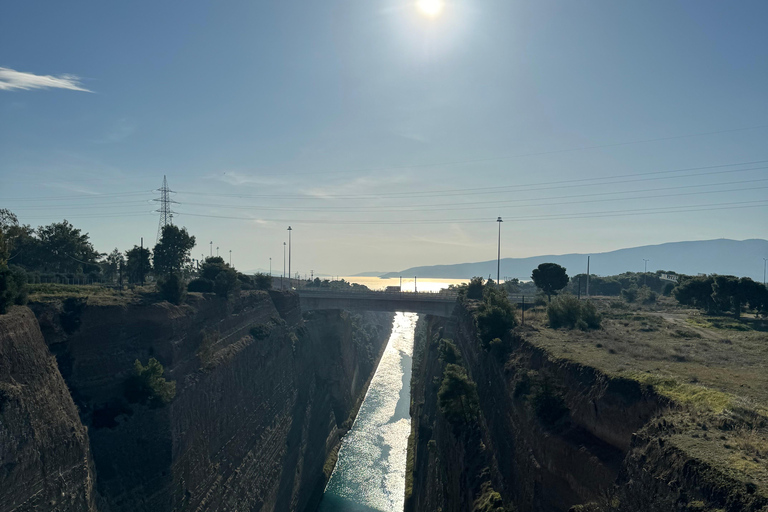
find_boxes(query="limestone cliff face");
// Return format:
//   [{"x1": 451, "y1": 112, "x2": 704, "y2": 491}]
[
  {"x1": 407, "y1": 303, "x2": 765, "y2": 512},
  {"x1": 28, "y1": 291, "x2": 392, "y2": 512},
  {"x1": 0, "y1": 306, "x2": 97, "y2": 512}
]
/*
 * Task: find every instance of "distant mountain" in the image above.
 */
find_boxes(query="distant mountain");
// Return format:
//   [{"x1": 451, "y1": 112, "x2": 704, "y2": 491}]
[
  {"x1": 380, "y1": 239, "x2": 768, "y2": 282},
  {"x1": 351, "y1": 271, "x2": 393, "y2": 277}
]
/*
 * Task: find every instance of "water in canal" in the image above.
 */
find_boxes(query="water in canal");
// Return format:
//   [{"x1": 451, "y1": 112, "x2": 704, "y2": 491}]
[{"x1": 317, "y1": 312, "x2": 418, "y2": 512}]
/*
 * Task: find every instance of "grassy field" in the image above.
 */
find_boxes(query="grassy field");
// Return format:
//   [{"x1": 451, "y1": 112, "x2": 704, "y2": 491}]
[
  {"x1": 26, "y1": 283, "x2": 158, "y2": 306},
  {"x1": 523, "y1": 295, "x2": 768, "y2": 492}
]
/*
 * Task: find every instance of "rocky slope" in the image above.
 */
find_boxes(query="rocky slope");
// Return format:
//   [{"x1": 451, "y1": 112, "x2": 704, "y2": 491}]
[
  {"x1": 0, "y1": 306, "x2": 97, "y2": 512},
  {"x1": 406, "y1": 302, "x2": 767, "y2": 512},
  {"x1": 2, "y1": 290, "x2": 392, "y2": 512}
]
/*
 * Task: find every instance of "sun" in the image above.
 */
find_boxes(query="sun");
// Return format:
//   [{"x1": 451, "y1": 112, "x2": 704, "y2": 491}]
[{"x1": 416, "y1": 0, "x2": 445, "y2": 18}]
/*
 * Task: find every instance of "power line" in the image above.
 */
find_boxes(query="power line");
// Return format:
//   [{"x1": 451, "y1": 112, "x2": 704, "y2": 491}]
[
  {"x1": 175, "y1": 160, "x2": 768, "y2": 200},
  {"x1": 173, "y1": 198, "x2": 768, "y2": 225},
  {"x1": 175, "y1": 179, "x2": 768, "y2": 213}
]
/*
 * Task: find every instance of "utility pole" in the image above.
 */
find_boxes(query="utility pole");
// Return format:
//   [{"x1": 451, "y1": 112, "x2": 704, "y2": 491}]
[
  {"x1": 210, "y1": 241, "x2": 212, "y2": 257},
  {"x1": 643, "y1": 259, "x2": 650, "y2": 287},
  {"x1": 140, "y1": 237, "x2": 144, "y2": 286},
  {"x1": 287, "y1": 226, "x2": 292, "y2": 289},
  {"x1": 496, "y1": 217, "x2": 503, "y2": 284},
  {"x1": 270, "y1": 257, "x2": 272, "y2": 277},
  {"x1": 283, "y1": 242, "x2": 286, "y2": 290},
  {"x1": 311, "y1": 270, "x2": 314, "y2": 281},
  {"x1": 229, "y1": 250, "x2": 232, "y2": 267},
  {"x1": 586, "y1": 256, "x2": 590, "y2": 298},
  {"x1": 216, "y1": 246, "x2": 219, "y2": 257}
]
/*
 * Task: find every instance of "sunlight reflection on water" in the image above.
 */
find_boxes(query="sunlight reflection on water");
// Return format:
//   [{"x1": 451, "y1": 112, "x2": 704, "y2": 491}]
[{"x1": 317, "y1": 312, "x2": 418, "y2": 512}]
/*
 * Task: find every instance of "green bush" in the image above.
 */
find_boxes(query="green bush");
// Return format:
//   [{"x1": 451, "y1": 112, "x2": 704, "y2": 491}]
[
  {"x1": 476, "y1": 284, "x2": 518, "y2": 346},
  {"x1": 0, "y1": 265, "x2": 28, "y2": 314},
  {"x1": 531, "y1": 383, "x2": 569, "y2": 426},
  {"x1": 438, "y1": 338, "x2": 462, "y2": 364},
  {"x1": 124, "y1": 358, "x2": 176, "y2": 407},
  {"x1": 157, "y1": 273, "x2": 186, "y2": 304},
  {"x1": 662, "y1": 282, "x2": 675, "y2": 296},
  {"x1": 466, "y1": 276, "x2": 484, "y2": 299},
  {"x1": 253, "y1": 273, "x2": 272, "y2": 290},
  {"x1": 214, "y1": 268, "x2": 240, "y2": 298},
  {"x1": 621, "y1": 285, "x2": 639, "y2": 303},
  {"x1": 250, "y1": 323, "x2": 272, "y2": 340},
  {"x1": 547, "y1": 295, "x2": 601, "y2": 330},
  {"x1": 187, "y1": 277, "x2": 214, "y2": 293},
  {"x1": 438, "y1": 363, "x2": 480, "y2": 427}
]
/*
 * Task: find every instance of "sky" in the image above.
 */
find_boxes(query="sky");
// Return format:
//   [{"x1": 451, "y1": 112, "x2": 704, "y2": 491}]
[{"x1": 1, "y1": 0, "x2": 767, "y2": 276}]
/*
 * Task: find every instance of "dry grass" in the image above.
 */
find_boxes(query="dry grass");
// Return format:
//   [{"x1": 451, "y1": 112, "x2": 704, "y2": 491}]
[
  {"x1": 27, "y1": 283, "x2": 157, "y2": 306},
  {"x1": 522, "y1": 296, "x2": 768, "y2": 491}
]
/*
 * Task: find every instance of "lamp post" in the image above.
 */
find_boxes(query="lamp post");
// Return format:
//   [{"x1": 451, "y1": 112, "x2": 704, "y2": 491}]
[
  {"x1": 229, "y1": 250, "x2": 232, "y2": 267},
  {"x1": 270, "y1": 257, "x2": 272, "y2": 277},
  {"x1": 496, "y1": 217, "x2": 503, "y2": 284},
  {"x1": 283, "y1": 242, "x2": 286, "y2": 290},
  {"x1": 763, "y1": 258, "x2": 767, "y2": 286},
  {"x1": 209, "y1": 241, "x2": 212, "y2": 257},
  {"x1": 216, "y1": 246, "x2": 219, "y2": 257},
  {"x1": 287, "y1": 226, "x2": 292, "y2": 289}
]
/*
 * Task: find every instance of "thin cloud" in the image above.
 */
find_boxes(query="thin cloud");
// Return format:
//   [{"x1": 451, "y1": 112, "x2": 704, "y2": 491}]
[{"x1": 0, "y1": 67, "x2": 92, "y2": 92}]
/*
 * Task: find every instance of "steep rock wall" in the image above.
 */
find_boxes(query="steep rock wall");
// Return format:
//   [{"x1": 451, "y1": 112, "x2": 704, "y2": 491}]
[
  {"x1": 0, "y1": 306, "x2": 97, "y2": 512},
  {"x1": 407, "y1": 302, "x2": 765, "y2": 512},
  {"x1": 30, "y1": 291, "x2": 393, "y2": 512}
]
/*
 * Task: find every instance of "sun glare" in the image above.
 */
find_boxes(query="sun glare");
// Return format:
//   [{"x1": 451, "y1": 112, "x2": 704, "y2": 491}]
[{"x1": 416, "y1": 0, "x2": 445, "y2": 18}]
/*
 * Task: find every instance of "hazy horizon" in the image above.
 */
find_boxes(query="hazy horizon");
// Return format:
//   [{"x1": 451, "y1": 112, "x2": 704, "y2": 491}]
[{"x1": 2, "y1": 1, "x2": 767, "y2": 275}]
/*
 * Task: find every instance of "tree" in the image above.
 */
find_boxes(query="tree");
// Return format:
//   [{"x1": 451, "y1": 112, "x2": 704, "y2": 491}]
[
  {"x1": 214, "y1": 268, "x2": 240, "y2": 298},
  {"x1": 124, "y1": 358, "x2": 176, "y2": 407},
  {"x1": 33, "y1": 220, "x2": 101, "y2": 273},
  {"x1": 476, "y1": 283, "x2": 518, "y2": 346},
  {"x1": 200, "y1": 256, "x2": 228, "y2": 281},
  {"x1": 157, "y1": 273, "x2": 186, "y2": 304},
  {"x1": 102, "y1": 248, "x2": 125, "y2": 283},
  {"x1": 531, "y1": 263, "x2": 569, "y2": 301},
  {"x1": 153, "y1": 225, "x2": 196, "y2": 275},
  {"x1": 253, "y1": 273, "x2": 272, "y2": 290},
  {"x1": 466, "y1": 276, "x2": 484, "y2": 299},
  {"x1": 0, "y1": 265, "x2": 28, "y2": 314},
  {"x1": 124, "y1": 246, "x2": 152, "y2": 284},
  {"x1": 674, "y1": 276, "x2": 716, "y2": 312}
]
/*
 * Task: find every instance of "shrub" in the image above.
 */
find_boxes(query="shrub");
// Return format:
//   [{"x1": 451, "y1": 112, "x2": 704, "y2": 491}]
[
  {"x1": 466, "y1": 276, "x2": 484, "y2": 299},
  {"x1": 438, "y1": 363, "x2": 480, "y2": 427},
  {"x1": 438, "y1": 338, "x2": 462, "y2": 364},
  {"x1": 214, "y1": 268, "x2": 240, "y2": 298},
  {"x1": 188, "y1": 277, "x2": 214, "y2": 293},
  {"x1": 157, "y1": 273, "x2": 186, "y2": 304},
  {"x1": 476, "y1": 284, "x2": 518, "y2": 346},
  {"x1": 253, "y1": 273, "x2": 273, "y2": 291},
  {"x1": 0, "y1": 265, "x2": 28, "y2": 314},
  {"x1": 124, "y1": 358, "x2": 176, "y2": 407},
  {"x1": 250, "y1": 323, "x2": 272, "y2": 340},
  {"x1": 531, "y1": 383, "x2": 569, "y2": 426},
  {"x1": 662, "y1": 282, "x2": 675, "y2": 296},
  {"x1": 641, "y1": 288, "x2": 658, "y2": 305},
  {"x1": 621, "y1": 285, "x2": 639, "y2": 303},
  {"x1": 547, "y1": 295, "x2": 601, "y2": 330}
]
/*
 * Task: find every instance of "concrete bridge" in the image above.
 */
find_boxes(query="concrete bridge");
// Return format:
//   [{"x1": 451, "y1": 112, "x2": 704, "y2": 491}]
[{"x1": 297, "y1": 289, "x2": 460, "y2": 317}]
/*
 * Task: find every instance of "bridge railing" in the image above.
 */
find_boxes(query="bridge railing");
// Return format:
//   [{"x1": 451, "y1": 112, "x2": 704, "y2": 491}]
[{"x1": 296, "y1": 288, "x2": 459, "y2": 300}]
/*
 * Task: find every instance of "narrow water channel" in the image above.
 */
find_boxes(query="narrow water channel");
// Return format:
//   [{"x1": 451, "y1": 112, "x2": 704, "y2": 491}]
[{"x1": 317, "y1": 312, "x2": 418, "y2": 512}]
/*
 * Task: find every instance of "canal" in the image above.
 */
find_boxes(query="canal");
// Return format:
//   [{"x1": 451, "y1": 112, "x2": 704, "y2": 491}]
[{"x1": 316, "y1": 312, "x2": 418, "y2": 512}]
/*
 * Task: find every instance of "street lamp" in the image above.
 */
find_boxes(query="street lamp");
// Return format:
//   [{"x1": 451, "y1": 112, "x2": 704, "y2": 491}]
[
  {"x1": 283, "y1": 242, "x2": 286, "y2": 290},
  {"x1": 763, "y1": 258, "x2": 767, "y2": 286},
  {"x1": 496, "y1": 217, "x2": 503, "y2": 284},
  {"x1": 229, "y1": 249, "x2": 232, "y2": 267},
  {"x1": 270, "y1": 257, "x2": 272, "y2": 277},
  {"x1": 287, "y1": 226, "x2": 292, "y2": 289},
  {"x1": 216, "y1": 246, "x2": 219, "y2": 257},
  {"x1": 209, "y1": 241, "x2": 212, "y2": 257}
]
